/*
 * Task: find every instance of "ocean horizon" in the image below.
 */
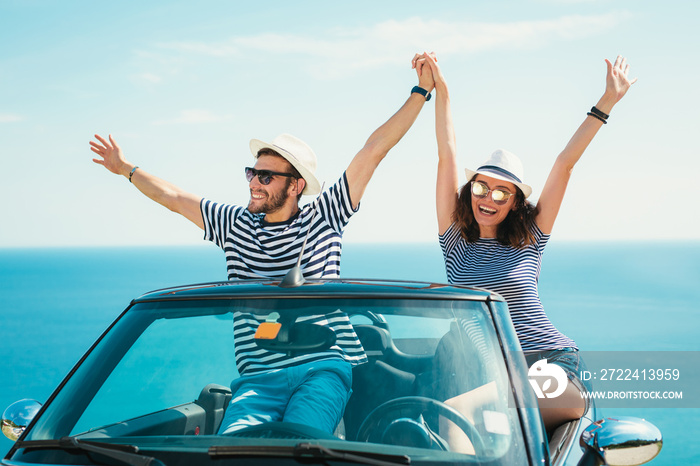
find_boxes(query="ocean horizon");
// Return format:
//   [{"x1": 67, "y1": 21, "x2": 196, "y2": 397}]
[{"x1": 1, "y1": 241, "x2": 699, "y2": 463}]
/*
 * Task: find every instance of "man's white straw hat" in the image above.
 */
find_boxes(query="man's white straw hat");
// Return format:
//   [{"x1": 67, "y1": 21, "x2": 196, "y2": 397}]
[
  {"x1": 464, "y1": 149, "x2": 532, "y2": 199},
  {"x1": 249, "y1": 133, "x2": 321, "y2": 195}
]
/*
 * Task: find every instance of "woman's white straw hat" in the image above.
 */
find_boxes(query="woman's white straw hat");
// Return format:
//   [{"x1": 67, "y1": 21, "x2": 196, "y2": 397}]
[
  {"x1": 249, "y1": 133, "x2": 321, "y2": 195},
  {"x1": 465, "y1": 149, "x2": 532, "y2": 199}
]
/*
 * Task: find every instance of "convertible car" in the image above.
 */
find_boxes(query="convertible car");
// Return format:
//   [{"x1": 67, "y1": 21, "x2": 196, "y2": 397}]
[{"x1": 2, "y1": 279, "x2": 661, "y2": 465}]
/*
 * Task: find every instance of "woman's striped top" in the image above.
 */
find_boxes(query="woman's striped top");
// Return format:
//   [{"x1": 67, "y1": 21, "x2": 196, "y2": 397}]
[{"x1": 439, "y1": 222, "x2": 577, "y2": 352}]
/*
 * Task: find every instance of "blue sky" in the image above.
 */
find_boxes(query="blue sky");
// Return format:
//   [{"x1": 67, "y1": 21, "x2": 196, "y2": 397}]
[{"x1": 1, "y1": 0, "x2": 698, "y2": 247}]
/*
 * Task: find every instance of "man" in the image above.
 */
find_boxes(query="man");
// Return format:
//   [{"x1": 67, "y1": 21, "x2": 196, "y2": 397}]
[
  {"x1": 90, "y1": 59, "x2": 435, "y2": 434},
  {"x1": 90, "y1": 89, "x2": 433, "y2": 281}
]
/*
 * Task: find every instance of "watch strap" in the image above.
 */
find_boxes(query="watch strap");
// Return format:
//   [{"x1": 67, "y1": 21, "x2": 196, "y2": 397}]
[{"x1": 411, "y1": 85, "x2": 432, "y2": 101}]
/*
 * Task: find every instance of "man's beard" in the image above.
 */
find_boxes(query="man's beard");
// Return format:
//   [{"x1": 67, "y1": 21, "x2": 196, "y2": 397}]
[{"x1": 247, "y1": 185, "x2": 290, "y2": 215}]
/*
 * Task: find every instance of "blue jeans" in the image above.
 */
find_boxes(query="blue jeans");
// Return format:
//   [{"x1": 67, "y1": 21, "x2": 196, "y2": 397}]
[{"x1": 218, "y1": 358, "x2": 353, "y2": 434}]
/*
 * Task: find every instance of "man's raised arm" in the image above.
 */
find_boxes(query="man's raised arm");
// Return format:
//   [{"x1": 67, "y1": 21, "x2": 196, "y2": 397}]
[
  {"x1": 90, "y1": 134, "x2": 204, "y2": 229},
  {"x1": 345, "y1": 54, "x2": 436, "y2": 209}
]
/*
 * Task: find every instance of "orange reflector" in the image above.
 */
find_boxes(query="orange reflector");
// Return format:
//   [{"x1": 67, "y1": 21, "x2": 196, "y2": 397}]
[{"x1": 255, "y1": 322, "x2": 282, "y2": 340}]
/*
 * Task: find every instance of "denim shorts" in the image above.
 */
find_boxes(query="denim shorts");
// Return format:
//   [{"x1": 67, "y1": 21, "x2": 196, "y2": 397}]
[{"x1": 524, "y1": 347, "x2": 593, "y2": 395}]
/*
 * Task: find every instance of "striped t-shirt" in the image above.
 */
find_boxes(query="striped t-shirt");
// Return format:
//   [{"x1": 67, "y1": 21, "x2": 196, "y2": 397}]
[
  {"x1": 201, "y1": 172, "x2": 366, "y2": 374},
  {"x1": 201, "y1": 173, "x2": 356, "y2": 280},
  {"x1": 439, "y1": 223, "x2": 577, "y2": 352},
  {"x1": 233, "y1": 310, "x2": 368, "y2": 375}
]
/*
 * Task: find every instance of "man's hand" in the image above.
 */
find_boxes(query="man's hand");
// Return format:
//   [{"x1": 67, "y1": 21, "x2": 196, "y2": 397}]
[
  {"x1": 412, "y1": 51, "x2": 436, "y2": 92},
  {"x1": 90, "y1": 134, "x2": 132, "y2": 177}
]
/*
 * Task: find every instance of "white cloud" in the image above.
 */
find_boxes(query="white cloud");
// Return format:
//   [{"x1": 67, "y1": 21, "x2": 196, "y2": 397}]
[
  {"x1": 156, "y1": 41, "x2": 242, "y2": 58},
  {"x1": 152, "y1": 109, "x2": 232, "y2": 125},
  {"x1": 0, "y1": 113, "x2": 25, "y2": 123},
  {"x1": 150, "y1": 13, "x2": 628, "y2": 78},
  {"x1": 136, "y1": 72, "x2": 163, "y2": 84}
]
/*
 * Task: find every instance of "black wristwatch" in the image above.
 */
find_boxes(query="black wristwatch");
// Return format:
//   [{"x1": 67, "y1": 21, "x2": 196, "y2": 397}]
[{"x1": 411, "y1": 85, "x2": 432, "y2": 101}]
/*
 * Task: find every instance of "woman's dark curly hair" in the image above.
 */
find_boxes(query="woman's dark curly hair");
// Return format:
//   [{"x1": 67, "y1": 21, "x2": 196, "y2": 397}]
[{"x1": 454, "y1": 175, "x2": 539, "y2": 247}]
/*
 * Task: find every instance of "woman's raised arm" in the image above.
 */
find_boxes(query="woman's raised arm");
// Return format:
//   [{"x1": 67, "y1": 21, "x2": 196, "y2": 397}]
[
  {"x1": 421, "y1": 53, "x2": 460, "y2": 235},
  {"x1": 536, "y1": 56, "x2": 637, "y2": 234}
]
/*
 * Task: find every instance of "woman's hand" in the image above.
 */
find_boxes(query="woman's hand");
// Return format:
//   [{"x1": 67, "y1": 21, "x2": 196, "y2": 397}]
[
  {"x1": 422, "y1": 52, "x2": 447, "y2": 92},
  {"x1": 604, "y1": 55, "x2": 637, "y2": 104}
]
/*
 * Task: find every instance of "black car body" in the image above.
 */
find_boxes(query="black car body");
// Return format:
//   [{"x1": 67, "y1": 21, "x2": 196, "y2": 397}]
[{"x1": 2, "y1": 279, "x2": 661, "y2": 465}]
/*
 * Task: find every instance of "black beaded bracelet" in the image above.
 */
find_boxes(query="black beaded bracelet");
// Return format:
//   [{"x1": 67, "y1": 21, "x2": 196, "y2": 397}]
[
  {"x1": 590, "y1": 106, "x2": 609, "y2": 120},
  {"x1": 129, "y1": 166, "x2": 139, "y2": 183},
  {"x1": 587, "y1": 112, "x2": 607, "y2": 124}
]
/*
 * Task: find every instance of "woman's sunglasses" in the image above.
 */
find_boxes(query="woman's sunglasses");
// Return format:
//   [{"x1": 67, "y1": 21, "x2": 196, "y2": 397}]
[
  {"x1": 245, "y1": 167, "x2": 296, "y2": 185},
  {"x1": 471, "y1": 181, "x2": 514, "y2": 205}
]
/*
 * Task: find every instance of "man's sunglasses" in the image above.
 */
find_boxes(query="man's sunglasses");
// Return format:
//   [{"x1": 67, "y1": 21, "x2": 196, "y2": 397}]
[
  {"x1": 245, "y1": 167, "x2": 296, "y2": 185},
  {"x1": 471, "y1": 181, "x2": 514, "y2": 205}
]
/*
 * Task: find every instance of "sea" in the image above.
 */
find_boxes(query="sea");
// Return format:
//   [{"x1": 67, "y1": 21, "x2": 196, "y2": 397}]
[{"x1": 1, "y1": 241, "x2": 699, "y2": 463}]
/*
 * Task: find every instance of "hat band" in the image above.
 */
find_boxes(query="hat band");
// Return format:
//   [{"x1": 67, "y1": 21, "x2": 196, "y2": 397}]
[
  {"x1": 271, "y1": 144, "x2": 297, "y2": 162},
  {"x1": 477, "y1": 165, "x2": 522, "y2": 183}
]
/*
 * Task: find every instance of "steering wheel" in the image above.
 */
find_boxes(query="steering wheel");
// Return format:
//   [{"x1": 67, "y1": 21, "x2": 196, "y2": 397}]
[{"x1": 356, "y1": 396, "x2": 485, "y2": 455}]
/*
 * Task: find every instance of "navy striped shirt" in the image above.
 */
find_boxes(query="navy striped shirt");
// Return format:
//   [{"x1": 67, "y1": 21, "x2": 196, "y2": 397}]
[
  {"x1": 201, "y1": 172, "x2": 366, "y2": 374},
  {"x1": 439, "y1": 223, "x2": 577, "y2": 352},
  {"x1": 201, "y1": 173, "x2": 356, "y2": 280},
  {"x1": 233, "y1": 310, "x2": 368, "y2": 375}
]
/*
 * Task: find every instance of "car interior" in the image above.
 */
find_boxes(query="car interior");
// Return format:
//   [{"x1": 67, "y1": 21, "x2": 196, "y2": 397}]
[{"x1": 79, "y1": 312, "x2": 508, "y2": 460}]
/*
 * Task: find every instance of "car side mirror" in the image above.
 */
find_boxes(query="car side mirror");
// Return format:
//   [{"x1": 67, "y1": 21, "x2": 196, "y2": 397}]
[
  {"x1": 578, "y1": 416, "x2": 662, "y2": 466},
  {"x1": 2, "y1": 399, "x2": 42, "y2": 441}
]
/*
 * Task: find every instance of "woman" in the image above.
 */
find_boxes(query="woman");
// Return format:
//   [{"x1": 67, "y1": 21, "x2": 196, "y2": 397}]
[{"x1": 416, "y1": 52, "x2": 636, "y2": 432}]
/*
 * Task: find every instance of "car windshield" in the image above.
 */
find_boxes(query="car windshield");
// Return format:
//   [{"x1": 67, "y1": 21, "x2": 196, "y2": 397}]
[{"x1": 23, "y1": 295, "x2": 527, "y2": 464}]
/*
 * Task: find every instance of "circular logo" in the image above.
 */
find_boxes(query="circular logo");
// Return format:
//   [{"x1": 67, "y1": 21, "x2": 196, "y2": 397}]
[{"x1": 528, "y1": 358, "x2": 568, "y2": 399}]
